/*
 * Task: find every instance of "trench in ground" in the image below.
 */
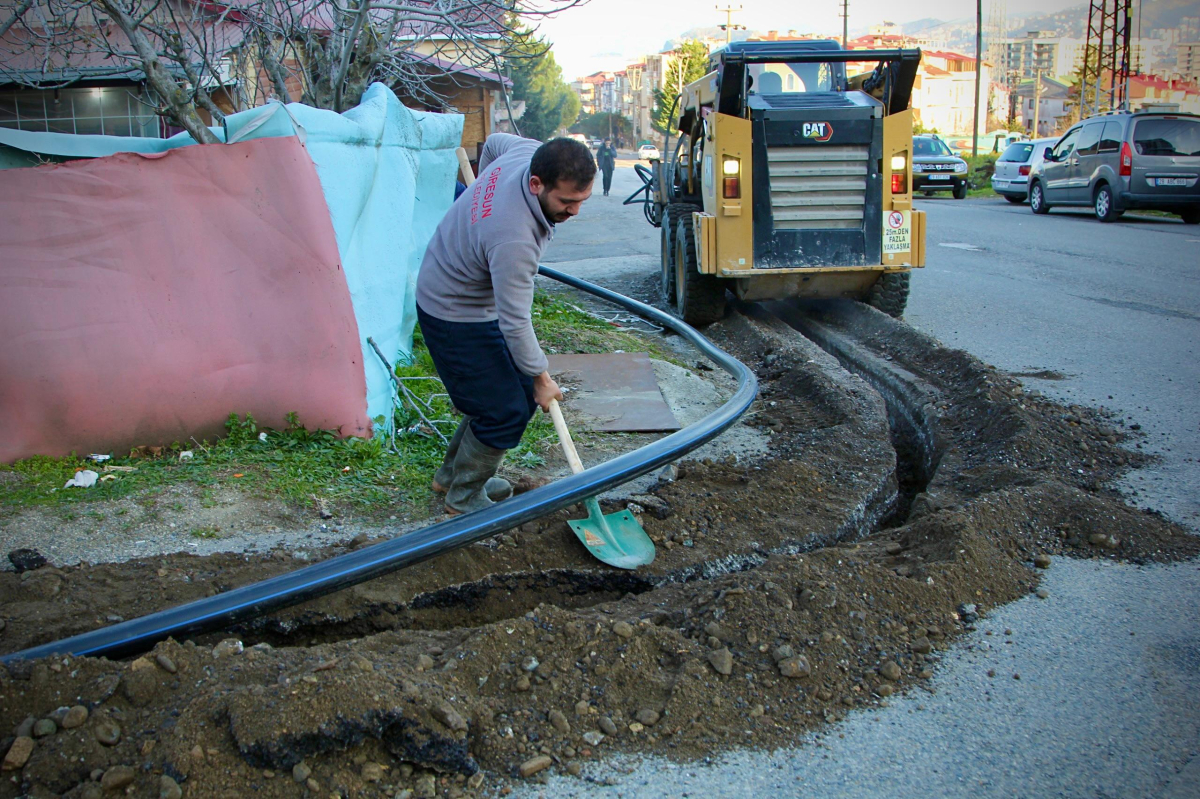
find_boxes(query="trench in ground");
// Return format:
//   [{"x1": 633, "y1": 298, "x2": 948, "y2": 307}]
[
  {"x1": 223, "y1": 569, "x2": 657, "y2": 648},
  {"x1": 222, "y1": 303, "x2": 945, "y2": 650},
  {"x1": 765, "y1": 300, "x2": 945, "y2": 527}
]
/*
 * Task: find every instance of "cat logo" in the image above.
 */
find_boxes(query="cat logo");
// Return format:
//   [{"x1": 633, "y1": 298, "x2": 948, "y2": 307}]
[{"x1": 802, "y1": 122, "x2": 834, "y2": 142}]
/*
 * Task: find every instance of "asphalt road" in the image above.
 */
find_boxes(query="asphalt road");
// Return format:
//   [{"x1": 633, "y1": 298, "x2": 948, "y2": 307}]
[
  {"x1": 907, "y1": 195, "x2": 1200, "y2": 529},
  {"x1": 532, "y1": 164, "x2": 1200, "y2": 798}
]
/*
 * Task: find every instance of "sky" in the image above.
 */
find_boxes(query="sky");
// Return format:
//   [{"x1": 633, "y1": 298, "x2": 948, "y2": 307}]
[{"x1": 532, "y1": 0, "x2": 1087, "y2": 80}]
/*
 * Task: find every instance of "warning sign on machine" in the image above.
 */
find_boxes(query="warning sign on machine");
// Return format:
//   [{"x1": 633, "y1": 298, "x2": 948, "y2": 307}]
[{"x1": 882, "y1": 210, "x2": 911, "y2": 254}]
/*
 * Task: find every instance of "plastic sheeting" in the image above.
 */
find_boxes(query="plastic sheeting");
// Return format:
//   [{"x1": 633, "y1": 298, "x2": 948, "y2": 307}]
[
  {"x1": 266, "y1": 87, "x2": 462, "y2": 428},
  {"x1": 0, "y1": 83, "x2": 463, "y2": 430},
  {"x1": 0, "y1": 85, "x2": 463, "y2": 461},
  {"x1": 0, "y1": 136, "x2": 370, "y2": 463}
]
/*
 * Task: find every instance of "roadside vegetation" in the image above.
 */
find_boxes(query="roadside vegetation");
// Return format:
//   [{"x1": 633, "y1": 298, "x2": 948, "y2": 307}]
[
  {"x1": 0, "y1": 292, "x2": 666, "y2": 519},
  {"x1": 964, "y1": 153, "x2": 1000, "y2": 198}
]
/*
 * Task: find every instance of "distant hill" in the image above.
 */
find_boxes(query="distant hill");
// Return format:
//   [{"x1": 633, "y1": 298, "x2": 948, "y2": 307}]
[
  {"x1": 1010, "y1": 0, "x2": 1197, "y2": 38},
  {"x1": 663, "y1": 26, "x2": 756, "y2": 51},
  {"x1": 900, "y1": 18, "x2": 953, "y2": 37},
  {"x1": 661, "y1": 2, "x2": 1196, "y2": 62}
]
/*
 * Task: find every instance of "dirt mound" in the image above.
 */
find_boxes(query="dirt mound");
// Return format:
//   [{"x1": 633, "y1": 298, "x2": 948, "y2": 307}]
[{"x1": 1, "y1": 302, "x2": 1196, "y2": 798}]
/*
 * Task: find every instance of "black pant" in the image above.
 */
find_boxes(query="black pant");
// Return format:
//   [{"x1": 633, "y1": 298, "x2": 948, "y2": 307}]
[
  {"x1": 602, "y1": 167, "x2": 614, "y2": 194},
  {"x1": 417, "y1": 304, "x2": 537, "y2": 450}
]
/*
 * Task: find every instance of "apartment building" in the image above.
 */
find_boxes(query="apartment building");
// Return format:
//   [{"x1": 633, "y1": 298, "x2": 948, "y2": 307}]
[{"x1": 1179, "y1": 42, "x2": 1200, "y2": 83}]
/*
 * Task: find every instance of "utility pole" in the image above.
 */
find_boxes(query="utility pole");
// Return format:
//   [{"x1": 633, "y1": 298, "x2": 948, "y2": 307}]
[
  {"x1": 840, "y1": 0, "x2": 849, "y2": 48},
  {"x1": 1032, "y1": 67, "x2": 1042, "y2": 136},
  {"x1": 716, "y1": 4, "x2": 744, "y2": 45},
  {"x1": 972, "y1": 0, "x2": 982, "y2": 157}
]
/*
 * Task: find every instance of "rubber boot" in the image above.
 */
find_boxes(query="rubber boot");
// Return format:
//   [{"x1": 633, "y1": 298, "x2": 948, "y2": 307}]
[
  {"x1": 445, "y1": 427, "x2": 509, "y2": 515},
  {"x1": 432, "y1": 417, "x2": 512, "y2": 501}
]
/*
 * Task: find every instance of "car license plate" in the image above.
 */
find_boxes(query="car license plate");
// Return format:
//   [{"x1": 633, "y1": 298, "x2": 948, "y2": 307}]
[
  {"x1": 930, "y1": 175, "x2": 951, "y2": 181},
  {"x1": 1155, "y1": 178, "x2": 1188, "y2": 186}
]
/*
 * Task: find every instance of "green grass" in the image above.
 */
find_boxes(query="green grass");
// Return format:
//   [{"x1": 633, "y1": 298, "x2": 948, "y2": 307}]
[
  {"x1": 0, "y1": 291, "x2": 667, "y2": 519},
  {"x1": 964, "y1": 153, "x2": 999, "y2": 199}
]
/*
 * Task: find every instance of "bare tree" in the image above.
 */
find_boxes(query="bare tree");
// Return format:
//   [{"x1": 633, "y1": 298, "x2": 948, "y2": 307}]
[{"x1": 0, "y1": 0, "x2": 586, "y2": 138}]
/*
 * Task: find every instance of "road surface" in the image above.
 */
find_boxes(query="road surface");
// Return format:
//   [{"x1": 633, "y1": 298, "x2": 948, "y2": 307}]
[{"x1": 528, "y1": 161, "x2": 1200, "y2": 798}]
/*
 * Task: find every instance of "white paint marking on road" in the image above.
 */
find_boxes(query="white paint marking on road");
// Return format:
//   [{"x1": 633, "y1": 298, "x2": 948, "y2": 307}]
[{"x1": 938, "y1": 242, "x2": 982, "y2": 251}]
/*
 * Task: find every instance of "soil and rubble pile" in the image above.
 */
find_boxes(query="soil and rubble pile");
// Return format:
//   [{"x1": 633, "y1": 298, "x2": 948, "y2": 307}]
[{"x1": 1, "y1": 304, "x2": 1195, "y2": 799}]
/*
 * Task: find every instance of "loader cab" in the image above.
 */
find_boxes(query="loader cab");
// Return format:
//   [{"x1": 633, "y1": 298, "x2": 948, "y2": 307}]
[{"x1": 712, "y1": 40, "x2": 847, "y2": 118}]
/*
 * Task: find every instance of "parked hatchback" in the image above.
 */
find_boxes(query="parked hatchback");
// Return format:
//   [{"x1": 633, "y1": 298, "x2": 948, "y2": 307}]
[
  {"x1": 991, "y1": 137, "x2": 1056, "y2": 203},
  {"x1": 912, "y1": 135, "x2": 969, "y2": 199},
  {"x1": 637, "y1": 144, "x2": 660, "y2": 161},
  {"x1": 1028, "y1": 111, "x2": 1200, "y2": 223}
]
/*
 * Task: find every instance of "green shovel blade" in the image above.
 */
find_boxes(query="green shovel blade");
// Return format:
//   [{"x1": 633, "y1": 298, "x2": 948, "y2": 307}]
[{"x1": 567, "y1": 497, "x2": 656, "y2": 570}]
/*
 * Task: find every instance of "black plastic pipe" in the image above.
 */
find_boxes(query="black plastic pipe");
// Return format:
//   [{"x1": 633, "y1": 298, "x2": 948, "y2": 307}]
[{"x1": 2, "y1": 266, "x2": 757, "y2": 664}]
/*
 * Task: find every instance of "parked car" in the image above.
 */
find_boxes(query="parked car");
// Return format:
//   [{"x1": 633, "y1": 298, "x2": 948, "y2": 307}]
[
  {"x1": 991, "y1": 137, "x2": 1056, "y2": 203},
  {"x1": 912, "y1": 134, "x2": 969, "y2": 199},
  {"x1": 637, "y1": 144, "x2": 660, "y2": 161},
  {"x1": 1028, "y1": 110, "x2": 1200, "y2": 223}
]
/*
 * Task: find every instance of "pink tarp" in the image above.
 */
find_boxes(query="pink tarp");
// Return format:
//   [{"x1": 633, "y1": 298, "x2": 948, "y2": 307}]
[{"x1": 0, "y1": 137, "x2": 370, "y2": 463}]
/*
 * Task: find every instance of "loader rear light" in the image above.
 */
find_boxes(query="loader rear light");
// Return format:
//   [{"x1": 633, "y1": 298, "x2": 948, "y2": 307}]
[
  {"x1": 1019, "y1": 165, "x2": 1031, "y2": 176},
  {"x1": 891, "y1": 172, "x2": 907, "y2": 194},
  {"x1": 722, "y1": 156, "x2": 741, "y2": 198},
  {"x1": 1120, "y1": 141, "x2": 1132, "y2": 177}
]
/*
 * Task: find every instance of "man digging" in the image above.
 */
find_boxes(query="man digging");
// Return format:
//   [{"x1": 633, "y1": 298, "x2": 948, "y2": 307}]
[{"x1": 416, "y1": 133, "x2": 597, "y2": 515}]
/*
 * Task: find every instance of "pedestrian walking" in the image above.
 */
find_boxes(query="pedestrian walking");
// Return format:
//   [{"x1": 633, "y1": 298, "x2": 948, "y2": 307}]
[
  {"x1": 597, "y1": 138, "x2": 617, "y2": 196},
  {"x1": 416, "y1": 133, "x2": 597, "y2": 515}
]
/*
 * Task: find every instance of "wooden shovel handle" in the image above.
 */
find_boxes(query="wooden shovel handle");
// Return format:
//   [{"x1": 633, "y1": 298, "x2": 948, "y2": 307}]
[
  {"x1": 548, "y1": 399, "x2": 585, "y2": 476},
  {"x1": 456, "y1": 147, "x2": 476, "y2": 186}
]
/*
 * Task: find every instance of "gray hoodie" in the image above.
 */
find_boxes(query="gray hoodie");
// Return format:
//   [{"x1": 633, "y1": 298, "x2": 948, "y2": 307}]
[{"x1": 416, "y1": 133, "x2": 552, "y2": 376}]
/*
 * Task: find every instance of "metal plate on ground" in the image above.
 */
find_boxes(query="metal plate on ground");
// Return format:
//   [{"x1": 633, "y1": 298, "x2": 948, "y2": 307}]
[{"x1": 548, "y1": 352, "x2": 681, "y2": 433}]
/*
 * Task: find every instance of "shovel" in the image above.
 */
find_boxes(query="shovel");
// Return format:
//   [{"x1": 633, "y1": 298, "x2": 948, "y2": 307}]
[{"x1": 548, "y1": 399, "x2": 655, "y2": 570}]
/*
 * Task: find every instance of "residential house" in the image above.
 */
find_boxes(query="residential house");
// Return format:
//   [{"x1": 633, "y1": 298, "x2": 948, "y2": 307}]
[
  {"x1": 0, "y1": 5, "x2": 248, "y2": 138},
  {"x1": 1123, "y1": 73, "x2": 1200, "y2": 114},
  {"x1": 571, "y1": 72, "x2": 617, "y2": 116},
  {"x1": 396, "y1": 56, "x2": 513, "y2": 160},
  {"x1": 0, "y1": 1, "x2": 516, "y2": 158},
  {"x1": 1012, "y1": 75, "x2": 1072, "y2": 136},
  {"x1": 571, "y1": 71, "x2": 622, "y2": 116},
  {"x1": 908, "y1": 51, "x2": 993, "y2": 137}
]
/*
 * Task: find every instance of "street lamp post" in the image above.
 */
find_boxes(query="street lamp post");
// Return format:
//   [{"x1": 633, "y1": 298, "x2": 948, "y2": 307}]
[
  {"x1": 717, "y1": 4, "x2": 744, "y2": 45},
  {"x1": 1032, "y1": 67, "x2": 1042, "y2": 136},
  {"x1": 972, "y1": 0, "x2": 982, "y2": 157}
]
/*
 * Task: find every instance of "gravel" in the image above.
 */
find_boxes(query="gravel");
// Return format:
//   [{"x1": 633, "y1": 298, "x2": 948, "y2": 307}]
[{"x1": 516, "y1": 558, "x2": 1200, "y2": 798}]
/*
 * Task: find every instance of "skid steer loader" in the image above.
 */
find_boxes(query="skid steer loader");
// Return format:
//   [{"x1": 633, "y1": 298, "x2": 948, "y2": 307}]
[{"x1": 629, "y1": 40, "x2": 926, "y2": 325}]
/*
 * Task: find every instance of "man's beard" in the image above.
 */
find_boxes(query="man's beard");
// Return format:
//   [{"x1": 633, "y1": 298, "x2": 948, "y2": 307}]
[{"x1": 538, "y1": 193, "x2": 570, "y2": 224}]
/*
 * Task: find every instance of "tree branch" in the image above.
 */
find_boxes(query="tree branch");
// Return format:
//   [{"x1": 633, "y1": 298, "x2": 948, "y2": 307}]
[
  {"x1": 330, "y1": 0, "x2": 371, "y2": 112},
  {"x1": 0, "y1": 0, "x2": 35, "y2": 40},
  {"x1": 95, "y1": 0, "x2": 221, "y2": 144}
]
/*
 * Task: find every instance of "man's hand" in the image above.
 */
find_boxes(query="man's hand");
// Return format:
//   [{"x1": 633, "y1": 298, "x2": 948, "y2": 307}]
[{"x1": 533, "y1": 371, "x2": 564, "y2": 413}]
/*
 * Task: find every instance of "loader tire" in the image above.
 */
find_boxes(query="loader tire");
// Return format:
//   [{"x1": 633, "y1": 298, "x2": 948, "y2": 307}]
[
  {"x1": 675, "y1": 213, "x2": 727, "y2": 326},
  {"x1": 866, "y1": 271, "x2": 910, "y2": 318},
  {"x1": 661, "y1": 203, "x2": 698, "y2": 305}
]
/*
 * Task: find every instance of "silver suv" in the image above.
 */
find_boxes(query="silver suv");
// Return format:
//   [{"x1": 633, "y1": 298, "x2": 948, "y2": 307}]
[{"x1": 1028, "y1": 110, "x2": 1200, "y2": 224}]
